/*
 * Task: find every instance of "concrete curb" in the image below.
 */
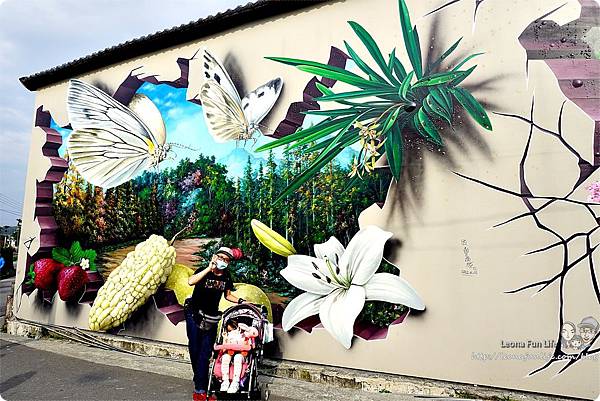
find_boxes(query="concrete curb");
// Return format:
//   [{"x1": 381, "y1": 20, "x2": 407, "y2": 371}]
[{"x1": 4, "y1": 318, "x2": 584, "y2": 401}]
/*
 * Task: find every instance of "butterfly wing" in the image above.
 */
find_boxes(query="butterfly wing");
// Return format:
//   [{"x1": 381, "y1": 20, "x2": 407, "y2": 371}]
[
  {"x1": 67, "y1": 128, "x2": 152, "y2": 188},
  {"x1": 127, "y1": 93, "x2": 167, "y2": 146},
  {"x1": 201, "y1": 49, "x2": 241, "y2": 104},
  {"x1": 67, "y1": 79, "x2": 160, "y2": 147},
  {"x1": 241, "y1": 78, "x2": 283, "y2": 128},
  {"x1": 66, "y1": 79, "x2": 162, "y2": 188},
  {"x1": 200, "y1": 80, "x2": 248, "y2": 143}
]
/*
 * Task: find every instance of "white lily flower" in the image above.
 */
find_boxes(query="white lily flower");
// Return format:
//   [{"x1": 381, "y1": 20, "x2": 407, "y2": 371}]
[{"x1": 280, "y1": 225, "x2": 424, "y2": 349}]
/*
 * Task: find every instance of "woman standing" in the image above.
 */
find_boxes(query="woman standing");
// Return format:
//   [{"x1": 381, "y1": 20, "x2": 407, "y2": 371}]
[{"x1": 185, "y1": 246, "x2": 245, "y2": 401}]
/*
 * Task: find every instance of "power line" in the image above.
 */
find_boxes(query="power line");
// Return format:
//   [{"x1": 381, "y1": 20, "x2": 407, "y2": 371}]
[
  {"x1": 0, "y1": 208, "x2": 21, "y2": 217},
  {"x1": 0, "y1": 195, "x2": 23, "y2": 208},
  {"x1": 0, "y1": 198, "x2": 22, "y2": 208},
  {"x1": 0, "y1": 193, "x2": 23, "y2": 206},
  {"x1": 0, "y1": 194, "x2": 22, "y2": 205},
  {"x1": 0, "y1": 192, "x2": 21, "y2": 202}
]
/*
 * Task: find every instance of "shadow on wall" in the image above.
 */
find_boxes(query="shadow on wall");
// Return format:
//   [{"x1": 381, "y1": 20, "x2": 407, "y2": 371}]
[{"x1": 383, "y1": 13, "x2": 505, "y2": 226}]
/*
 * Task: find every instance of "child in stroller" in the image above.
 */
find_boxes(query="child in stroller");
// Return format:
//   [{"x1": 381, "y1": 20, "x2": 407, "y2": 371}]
[
  {"x1": 219, "y1": 319, "x2": 258, "y2": 393},
  {"x1": 208, "y1": 303, "x2": 271, "y2": 400}
]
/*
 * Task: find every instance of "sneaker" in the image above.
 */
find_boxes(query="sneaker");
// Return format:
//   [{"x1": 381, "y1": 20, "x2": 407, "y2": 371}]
[
  {"x1": 220, "y1": 380, "x2": 230, "y2": 392},
  {"x1": 227, "y1": 380, "x2": 239, "y2": 393},
  {"x1": 192, "y1": 392, "x2": 207, "y2": 401}
]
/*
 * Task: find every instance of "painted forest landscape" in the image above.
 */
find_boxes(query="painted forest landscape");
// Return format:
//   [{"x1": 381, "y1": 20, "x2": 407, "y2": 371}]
[{"x1": 50, "y1": 82, "x2": 395, "y2": 325}]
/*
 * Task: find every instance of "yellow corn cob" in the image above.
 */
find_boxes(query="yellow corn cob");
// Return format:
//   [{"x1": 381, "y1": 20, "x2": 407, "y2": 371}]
[{"x1": 88, "y1": 234, "x2": 176, "y2": 331}]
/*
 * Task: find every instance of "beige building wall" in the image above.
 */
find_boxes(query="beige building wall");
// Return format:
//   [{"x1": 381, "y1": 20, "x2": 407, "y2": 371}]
[{"x1": 14, "y1": 0, "x2": 599, "y2": 398}]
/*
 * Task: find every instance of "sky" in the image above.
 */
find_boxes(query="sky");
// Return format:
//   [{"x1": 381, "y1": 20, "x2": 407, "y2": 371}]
[
  {"x1": 50, "y1": 81, "x2": 284, "y2": 179},
  {"x1": 0, "y1": 0, "x2": 252, "y2": 226}
]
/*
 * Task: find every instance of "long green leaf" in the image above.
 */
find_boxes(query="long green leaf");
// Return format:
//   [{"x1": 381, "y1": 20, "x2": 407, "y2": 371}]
[
  {"x1": 276, "y1": 128, "x2": 363, "y2": 203},
  {"x1": 384, "y1": 117, "x2": 408, "y2": 179},
  {"x1": 430, "y1": 87, "x2": 453, "y2": 115},
  {"x1": 289, "y1": 119, "x2": 363, "y2": 150},
  {"x1": 304, "y1": 108, "x2": 359, "y2": 117},
  {"x1": 267, "y1": 57, "x2": 386, "y2": 89},
  {"x1": 292, "y1": 108, "x2": 380, "y2": 151},
  {"x1": 316, "y1": 81, "x2": 334, "y2": 96},
  {"x1": 304, "y1": 128, "x2": 358, "y2": 153},
  {"x1": 255, "y1": 117, "x2": 352, "y2": 152},
  {"x1": 450, "y1": 65, "x2": 476, "y2": 86},
  {"x1": 291, "y1": 122, "x2": 357, "y2": 151},
  {"x1": 297, "y1": 65, "x2": 384, "y2": 89},
  {"x1": 398, "y1": 71, "x2": 414, "y2": 100},
  {"x1": 381, "y1": 107, "x2": 402, "y2": 136},
  {"x1": 387, "y1": 50, "x2": 401, "y2": 86},
  {"x1": 412, "y1": 27, "x2": 423, "y2": 78},
  {"x1": 344, "y1": 41, "x2": 388, "y2": 84},
  {"x1": 452, "y1": 52, "x2": 484, "y2": 71},
  {"x1": 316, "y1": 83, "x2": 370, "y2": 108},
  {"x1": 412, "y1": 71, "x2": 465, "y2": 88},
  {"x1": 312, "y1": 111, "x2": 369, "y2": 167},
  {"x1": 425, "y1": 93, "x2": 452, "y2": 124},
  {"x1": 392, "y1": 58, "x2": 408, "y2": 81},
  {"x1": 398, "y1": 0, "x2": 422, "y2": 78},
  {"x1": 316, "y1": 82, "x2": 397, "y2": 107},
  {"x1": 266, "y1": 56, "x2": 342, "y2": 69},
  {"x1": 342, "y1": 175, "x2": 360, "y2": 194},
  {"x1": 414, "y1": 109, "x2": 443, "y2": 145},
  {"x1": 315, "y1": 88, "x2": 397, "y2": 101},
  {"x1": 448, "y1": 87, "x2": 492, "y2": 130},
  {"x1": 348, "y1": 21, "x2": 398, "y2": 84},
  {"x1": 425, "y1": 37, "x2": 463, "y2": 75}
]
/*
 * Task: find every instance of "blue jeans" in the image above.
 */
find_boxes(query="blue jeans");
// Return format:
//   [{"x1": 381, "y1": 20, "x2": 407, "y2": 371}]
[{"x1": 185, "y1": 308, "x2": 218, "y2": 393}]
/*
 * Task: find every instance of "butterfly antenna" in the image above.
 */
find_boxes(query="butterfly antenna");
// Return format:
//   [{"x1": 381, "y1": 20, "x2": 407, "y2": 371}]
[{"x1": 169, "y1": 143, "x2": 200, "y2": 152}]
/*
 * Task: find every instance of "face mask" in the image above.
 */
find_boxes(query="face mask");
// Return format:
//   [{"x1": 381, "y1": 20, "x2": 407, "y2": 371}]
[{"x1": 216, "y1": 260, "x2": 228, "y2": 270}]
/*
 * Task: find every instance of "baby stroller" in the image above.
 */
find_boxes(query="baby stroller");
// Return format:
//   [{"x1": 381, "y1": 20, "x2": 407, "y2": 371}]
[{"x1": 207, "y1": 303, "x2": 271, "y2": 400}]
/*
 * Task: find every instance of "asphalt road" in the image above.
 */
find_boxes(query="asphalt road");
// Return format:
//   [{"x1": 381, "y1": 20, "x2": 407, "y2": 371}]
[
  {"x1": 0, "y1": 336, "x2": 414, "y2": 401},
  {"x1": 1, "y1": 339, "x2": 192, "y2": 401}
]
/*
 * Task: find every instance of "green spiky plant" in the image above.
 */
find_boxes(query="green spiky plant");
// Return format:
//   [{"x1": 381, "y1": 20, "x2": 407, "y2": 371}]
[{"x1": 258, "y1": 0, "x2": 492, "y2": 203}]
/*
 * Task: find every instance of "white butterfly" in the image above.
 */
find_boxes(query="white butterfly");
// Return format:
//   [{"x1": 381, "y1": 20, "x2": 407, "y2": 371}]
[
  {"x1": 66, "y1": 79, "x2": 170, "y2": 189},
  {"x1": 199, "y1": 49, "x2": 283, "y2": 143}
]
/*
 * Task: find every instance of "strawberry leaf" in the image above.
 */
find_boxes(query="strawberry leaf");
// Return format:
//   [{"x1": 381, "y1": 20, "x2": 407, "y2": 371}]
[
  {"x1": 52, "y1": 247, "x2": 73, "y2": 266},
  {"x1": 25, "y1": 263, "x2": 35, "y2": 285}
]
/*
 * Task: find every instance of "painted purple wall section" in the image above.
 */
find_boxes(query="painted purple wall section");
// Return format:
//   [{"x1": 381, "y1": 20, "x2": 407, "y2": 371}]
[
  {"x1": 34, "y1": 107, "x2": 68, "y2": 256},
  {"x1": 152, "y1": 287, "x2": 185, "y2": 325},
  {"x1": 113, "y1": 56, "x2": 191, "y2": 105},
  {"x1": 519, "y1": 0, "x2": 600, "y2": 165}
]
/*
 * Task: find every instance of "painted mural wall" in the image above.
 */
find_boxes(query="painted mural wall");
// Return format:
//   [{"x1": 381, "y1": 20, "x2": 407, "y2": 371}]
[{"x1": 13, "y1": 0, "x2": 599, "y2": 398}]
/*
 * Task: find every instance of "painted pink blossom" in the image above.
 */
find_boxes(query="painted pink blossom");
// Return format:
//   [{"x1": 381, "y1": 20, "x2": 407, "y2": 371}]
[{"x1": 587, "y1": 181, "x2": 600, "y2": 203}]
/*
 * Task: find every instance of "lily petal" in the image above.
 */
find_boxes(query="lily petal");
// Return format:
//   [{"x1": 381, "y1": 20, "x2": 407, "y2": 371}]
[
  {"x1": 339, "y1": 225, "x2": 393, "y2": 285},
  {"x1": 314, "y1": 236, "x2": 345, "y2": 265},
  {"x1": 364, "y1": 273, "x2": 425, "y2": 310},
  {"x1": 281, "y1": 255, "x2": 339, "y2": 295},
  {"x1": 282, "y1": 292, "x2": 325, "y2": 331},
  {"x1": 319, "y1": 285, "x2": 366, "y2": 349}
]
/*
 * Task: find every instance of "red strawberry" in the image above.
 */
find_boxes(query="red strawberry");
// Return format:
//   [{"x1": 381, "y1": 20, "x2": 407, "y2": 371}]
[
  {"x1": 57, "y1": 266, "x2": 88, "y2": 302},
  {"x1": 33, "y1": 258, "x2": 64, "y2": 290}
]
